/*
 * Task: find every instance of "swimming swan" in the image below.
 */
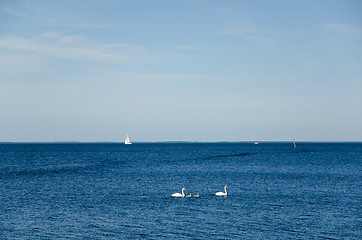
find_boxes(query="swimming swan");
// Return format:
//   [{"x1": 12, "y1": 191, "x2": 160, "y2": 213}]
[
  {"x1": 214, "y1": 186, "x2": 228, "y2": 196},
  {"x1": 185, "y1": 193, "x2": 192, "y2": 197},
  {"x1": 193, "y1": 193, "x2": 200, "y2": 197},
  {"x1": 171, "y1": 188, "x2": 186, "y2": 197}
]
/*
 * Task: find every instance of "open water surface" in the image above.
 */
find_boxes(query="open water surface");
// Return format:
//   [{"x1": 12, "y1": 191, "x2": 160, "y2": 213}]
[{"x1": 0, "y1": 142, "x2": 361, "y2": 239}]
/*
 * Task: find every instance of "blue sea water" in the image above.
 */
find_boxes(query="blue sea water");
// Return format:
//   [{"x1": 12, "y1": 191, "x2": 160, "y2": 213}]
[{"x1": 0, "y1": 142, "x2": 361, "y2": 239}]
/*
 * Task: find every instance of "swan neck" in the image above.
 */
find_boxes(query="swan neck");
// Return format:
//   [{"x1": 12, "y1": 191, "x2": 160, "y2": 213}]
[
  {"x1": 182, "y1": 188, "x2": 185, "y2": 196},
  {"x1": 224, "y1": 186, "x2": 227, "y2": 194}
]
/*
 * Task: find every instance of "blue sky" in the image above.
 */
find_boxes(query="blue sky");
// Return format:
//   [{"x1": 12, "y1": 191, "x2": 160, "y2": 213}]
[{"x1": 1, "y1": 0, "x2": 361, "y2": 142}]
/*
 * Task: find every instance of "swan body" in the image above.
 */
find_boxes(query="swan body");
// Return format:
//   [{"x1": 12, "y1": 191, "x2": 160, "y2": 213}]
[
  {"x1": 171, "y1": 188, "x2": 186, "y2": 197},
  {"x1": 215, "y1": 186, "x2": 228, "y2": 196},
  {"x1": 193, "y1": 193, "x2": 199, "y2": 197}
]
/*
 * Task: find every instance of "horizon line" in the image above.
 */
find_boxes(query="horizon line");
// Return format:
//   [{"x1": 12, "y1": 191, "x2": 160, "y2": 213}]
[{"x1": 0, "y1": 140, "x2": 361, "y2": 144}]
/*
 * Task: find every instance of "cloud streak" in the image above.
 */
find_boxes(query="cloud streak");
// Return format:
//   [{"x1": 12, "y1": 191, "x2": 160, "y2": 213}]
[
  {"x1": 0, "y1": 33, "x2": 202, "y2": 66},
  {"x1": 218, "y1": 20, "x2": 277, "y2": 43},
  {"x1": 324, "y1": 23, "x2": 362, "y2": 36},
  {"x1": 0, "y1": 34, "x2": 137, "y2": 62}
]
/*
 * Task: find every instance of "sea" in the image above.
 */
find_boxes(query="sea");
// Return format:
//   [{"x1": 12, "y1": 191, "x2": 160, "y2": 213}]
[{"x1": 0, "y1": 142, "x2": 361, "y2": 239}]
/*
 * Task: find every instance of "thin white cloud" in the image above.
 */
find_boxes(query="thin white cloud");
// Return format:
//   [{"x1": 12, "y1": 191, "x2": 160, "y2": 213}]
[
  {"x1": 0, "y1": 33, "x2": 209, "y2": 88},
  {"x1": 40, "y1": 32, "x2": 66, "y2": 39},
  {"x1": 0, "y1": 3, "x2": 110, "y2": 30},
  {"x1": 0, "y1": 5, "x2": 32, "y2": 18},
  {"x1": 176, "y1": 46, "x2": 203, "y2": 51},
  {"x1": 0, "y1": 34, "x2": 139, "y2": 62},
  {"x1": 324, "y1": 23, "x2": 362, "y2": 36},
  {"x1": 218, "y1": 20, "x2": 276, "y2": 43},
  {"x1": 93, "y1": 69, "x2": 208, "y2": 84},
  {"x1": 39, "y1": 32, "x2": 88, "y2": 45},
  {"x1": 0, "y1": 4, "x2": 53, "y2": 23}
]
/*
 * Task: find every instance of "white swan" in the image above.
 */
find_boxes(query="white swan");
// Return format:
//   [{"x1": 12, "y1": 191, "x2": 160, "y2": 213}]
[
  {"x1": 214, "y1": 186, "x2": 228, "y2": 196},
  {"x1": 171, "y1": 187, "x2": 186, "y2": 197}
]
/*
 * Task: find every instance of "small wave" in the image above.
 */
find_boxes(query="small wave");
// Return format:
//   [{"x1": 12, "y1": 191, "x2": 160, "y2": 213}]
[
  {"x1": 299, "y1": 149, "x2": 317, "y2": 153},
  {"x1": 205, "y1": 152, "x2": 251, "y2": 160},
  {"x1": 1, "y1": 158, "x2": 126, "y2": 178},
  {"x1": 88, "y1": 223, "x2": 133, "y2": 236},
  {"x1": 1, "y1": 164, "x2": 88, "y2": 178},
  {"x1": 318, "y1": 234, "x2": 339, "y2": 240}
]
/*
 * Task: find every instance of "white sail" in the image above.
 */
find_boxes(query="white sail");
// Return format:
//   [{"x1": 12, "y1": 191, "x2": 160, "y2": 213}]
[{"x1": 125, "y1": 135, "x2": 132, "y2": 144}]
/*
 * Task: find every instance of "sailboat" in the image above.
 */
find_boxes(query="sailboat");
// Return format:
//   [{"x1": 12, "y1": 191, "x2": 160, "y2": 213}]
[
  {"x1": 125, "y1": 135, "x2": 132, "y2": 145},
  {"x1": 293, "y1": 139, "x2": 296, "y2": 148}
]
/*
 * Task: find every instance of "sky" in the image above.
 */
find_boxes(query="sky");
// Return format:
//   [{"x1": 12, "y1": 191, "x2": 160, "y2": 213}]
[{"x1": 1, "y1": 0, "x2": 361, "y2": 142}]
